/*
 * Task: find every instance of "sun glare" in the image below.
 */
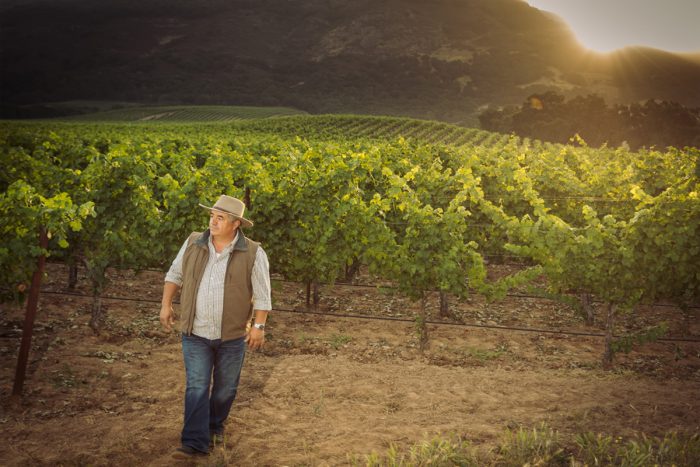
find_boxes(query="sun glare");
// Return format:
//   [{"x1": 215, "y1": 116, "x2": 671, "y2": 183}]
[{"x1": 526, "y1": 0, "x2": 700, "y2": 53}]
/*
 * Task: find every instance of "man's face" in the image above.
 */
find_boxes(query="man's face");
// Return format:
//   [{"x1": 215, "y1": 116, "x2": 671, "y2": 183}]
[{"x1": 209, "y1": 209, "x2": 240, "y2": 238}]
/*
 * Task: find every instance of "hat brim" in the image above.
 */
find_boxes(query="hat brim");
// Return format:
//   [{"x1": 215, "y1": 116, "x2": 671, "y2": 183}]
[{"x1": 199, "y1": 204, "x2": 254, "y2": 228}]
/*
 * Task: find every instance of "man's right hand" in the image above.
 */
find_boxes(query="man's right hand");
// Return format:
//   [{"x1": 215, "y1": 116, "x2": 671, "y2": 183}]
[{"x1": 160, "y1": 304, "x2": 176, "y2": 332}]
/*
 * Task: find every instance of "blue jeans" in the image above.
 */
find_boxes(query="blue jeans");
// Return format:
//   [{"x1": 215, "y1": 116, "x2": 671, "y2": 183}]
[{"x1": 181, "y1": 333, "x2": 246, "y2": 452}]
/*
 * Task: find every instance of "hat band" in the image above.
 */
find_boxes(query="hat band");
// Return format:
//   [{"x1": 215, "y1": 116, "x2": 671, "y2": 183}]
[{"x1": 213, "y1": 205, "x2": 243, "y2": 217}]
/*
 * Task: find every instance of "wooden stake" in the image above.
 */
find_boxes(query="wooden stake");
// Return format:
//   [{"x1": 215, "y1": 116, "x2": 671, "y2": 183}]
[{"x1": 12, "y1": 227, "x2": 48, "y2": 399}]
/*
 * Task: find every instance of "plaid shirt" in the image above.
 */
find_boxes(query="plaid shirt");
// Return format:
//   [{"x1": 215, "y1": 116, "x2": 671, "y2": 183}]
[{"x1": 165, "y1": 232, "x2": 272, "y2": 340}]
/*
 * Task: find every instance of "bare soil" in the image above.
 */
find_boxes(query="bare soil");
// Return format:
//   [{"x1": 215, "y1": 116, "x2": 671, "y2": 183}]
[{"x1": 1, "y1": 264, "x2": 698, "y2": 466}]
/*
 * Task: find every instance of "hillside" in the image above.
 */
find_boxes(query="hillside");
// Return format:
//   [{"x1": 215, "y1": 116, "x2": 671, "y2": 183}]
[{"x1": 2, "y1": 0, "x2": 700, "y2": 124}]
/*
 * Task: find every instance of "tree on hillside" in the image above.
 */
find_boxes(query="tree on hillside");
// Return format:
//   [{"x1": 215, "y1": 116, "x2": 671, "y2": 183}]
[
  {"x1": 620, "y1": 100, "x2": 700, "y2": 149},
  {"x1": 480, "y1": 92, "x2": 700, "y2": 149}
]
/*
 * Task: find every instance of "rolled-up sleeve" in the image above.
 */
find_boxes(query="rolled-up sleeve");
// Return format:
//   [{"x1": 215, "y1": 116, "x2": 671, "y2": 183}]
[
  {"x1": 252, "y1": 247, "x2": 272, "y2": 311},
  {"x1": 164, "y1": 238, "x2": 189, "y2": 286}
]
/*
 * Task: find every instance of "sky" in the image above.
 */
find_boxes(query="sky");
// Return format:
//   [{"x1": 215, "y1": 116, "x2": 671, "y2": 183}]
[{"x1": 525, "y1": 0, "x2": 700, "y2": 53}]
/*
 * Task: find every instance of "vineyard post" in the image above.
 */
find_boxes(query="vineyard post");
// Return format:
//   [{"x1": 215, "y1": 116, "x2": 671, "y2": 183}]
[
  {"x1": 602, "y1": 303, "x2": 616, "y2": 367},
  {"x1": 679, "y1": 304, "x2": 692, "y2": 337},
  {"x1": 304, "y1": 280, "x2": 320, "y2": 310},
  {"x1": 12, "y1": 227, "x2": 49, "y2": 398},
  {"x1": 580, "y1": 293, "x2": 594, "y2": 325},
  {"x1": 305, "y1": 281, "x2": 311, "y2": 309},
  {"x1": 312, "y1": 280, "x2": 320, "y2": 309},
  {"x1": 67, "y1": 253, "x2": 80, "y2": 290},
  {"x1": 244, "y1": 187, "x2": 251, "y2": 211},
  {"x1": 417, "y1": 292, "x2": 429, "y2": 352},
  {"x1": 439, "y1": 290, "x2": 450, "y2": 318}
]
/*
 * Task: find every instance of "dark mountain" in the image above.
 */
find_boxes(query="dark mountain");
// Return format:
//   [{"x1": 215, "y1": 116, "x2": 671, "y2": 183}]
[{"x1": 2, "y1": 0, "x2": 700, "y2": 124}]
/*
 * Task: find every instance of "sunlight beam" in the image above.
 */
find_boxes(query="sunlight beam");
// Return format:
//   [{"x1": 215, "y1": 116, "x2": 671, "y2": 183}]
[{"x1": 525, "y1": 0, "x2": 700, "y2": 53}]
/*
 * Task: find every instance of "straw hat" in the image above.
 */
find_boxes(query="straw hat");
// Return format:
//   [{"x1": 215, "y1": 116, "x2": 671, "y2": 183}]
[{"x1": 199, "y1": 195, "x2": 253, "y2": 228}]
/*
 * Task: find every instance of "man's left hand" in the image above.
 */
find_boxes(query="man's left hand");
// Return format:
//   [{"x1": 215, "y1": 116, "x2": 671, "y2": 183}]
[{"x1": 246, "y1": 327, "x2": 265, "y2": 351}]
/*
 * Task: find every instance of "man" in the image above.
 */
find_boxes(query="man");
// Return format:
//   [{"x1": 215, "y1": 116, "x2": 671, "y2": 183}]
[{"x1": 160, "y1": 195, "x2": 271, "y2": 459}]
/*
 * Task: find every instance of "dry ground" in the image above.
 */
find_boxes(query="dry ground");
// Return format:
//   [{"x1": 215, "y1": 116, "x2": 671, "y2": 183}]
[{"x1": 1, "y1": 264, "x2": 698, "y2": 466}]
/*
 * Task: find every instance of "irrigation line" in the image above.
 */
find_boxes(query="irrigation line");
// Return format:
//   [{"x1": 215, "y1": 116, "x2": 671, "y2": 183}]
[
  {"x1": 41, "y1": 290, "x2": 163, "y2": 305},
  {"x1": 272, "y1": 305, "x2": 612, "y2": 337},
  {"x1": 36, "y1": 266, "x2": 700, "y2": 311},
  {"x1": 274, "y1": 279, "x2": 700, "y2": 311},
  {"x1": 272, "y1": 306, "x2": 700, "y2": 343},
  {"x1": 36, "y1": 289, "x2": 700, "y2": 343}
]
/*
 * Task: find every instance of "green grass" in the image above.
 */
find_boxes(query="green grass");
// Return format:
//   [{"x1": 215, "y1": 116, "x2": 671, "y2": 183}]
[
  {"x1": 496, "y1": 423, "x2": 566, "y2": 466},
  {"x1": 328, "y1": 333, "x2": 352, "y2": 349},
  {"x1": 351, "y1": 435, "x2": 478, "y2": 467},
  {"x1": 350, "y1": 427, "x2": 700, "y2": 467},
  {"x1": 463, "y1": 344, "x2": 508, "y2": 363}
]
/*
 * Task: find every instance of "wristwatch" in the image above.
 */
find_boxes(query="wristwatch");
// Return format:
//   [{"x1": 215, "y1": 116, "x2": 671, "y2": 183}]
[{"x1": 253, "y1": 323, "x2": 266, "y2": 331}]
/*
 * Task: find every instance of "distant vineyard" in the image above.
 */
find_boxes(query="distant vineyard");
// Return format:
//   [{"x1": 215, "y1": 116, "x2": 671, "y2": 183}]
[
  {"x1": 237, "y1": 115, "x2": 565, "y2": 151},
  {"x1": 62, "y1": 108, "x2": 530, "y2": 149},
  {"x1": 65, "y1": 105, "x2": 308, "y2": 122},
  {"x1": 235, "y1": 114, "x2": 517, "y2": 148}
]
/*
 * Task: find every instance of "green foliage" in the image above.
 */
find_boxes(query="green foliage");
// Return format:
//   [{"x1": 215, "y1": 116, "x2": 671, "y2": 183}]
[
  {"x1": 0, "y1": 179, "x2": 94, "y2": 301},
  {"x1": 462, "y1": 344, "x2": 508, "y2": 363},
  {"x1": 610, "y1": 323, "x2": 669, "y2": 354},
  {"x1": 524, "y1": 286, "x2": 587, "y2": 319},
  {"x1": 498, "y1": 156, "x2": 699, "y2": 359},
  {"x1": 70, "y1": 140, "x2": 166, "y2": 330},
  {"x1": 328, "y1": 333, "x2": 352, "y2": 350},
  {"x1": 623, "y1": 172, "x2": 700, "y2": 308},
  {"x1": 480, "y1": 265, "x2": 543, "y2": 301},
  {"x1": 481, "y1": 91, "x2": 700, "y2": 150},
  {"x1": 367, "y1": 145, "x2": 488, "y2": 304},
  {"x1": 1, "y1": 119, "x2": 697, "y2": 349},
  {"x1": 413, "y1": 310, "x2": 428, "y2": 351},
  {"x1": 251, "y1": 137, "x2": 390, "y2": 288}
]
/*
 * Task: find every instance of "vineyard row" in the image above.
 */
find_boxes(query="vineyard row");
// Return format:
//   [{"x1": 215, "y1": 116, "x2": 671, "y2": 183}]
[{"x1": 1, "y1": 121, "x2": 698, "y2": 363}]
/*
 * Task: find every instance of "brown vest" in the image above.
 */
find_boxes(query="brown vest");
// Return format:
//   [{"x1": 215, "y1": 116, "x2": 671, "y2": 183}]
[{"x1": 179, "y1": 230, "x2": 259, "y2": 341}]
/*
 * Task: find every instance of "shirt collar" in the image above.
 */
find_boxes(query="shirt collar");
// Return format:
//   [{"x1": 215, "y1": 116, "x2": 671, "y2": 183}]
[{"x1": 208, "y1": 231, "x2": 239, "y2": 254}]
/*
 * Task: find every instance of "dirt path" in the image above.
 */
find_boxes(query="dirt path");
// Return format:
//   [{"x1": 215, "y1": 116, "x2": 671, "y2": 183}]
[
  {"x1": 1, "y1": 266, "x2": 699, "y2": 466},
  {"x1": 230, "y1": 353, "x2": 698, "y2": 466}
]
